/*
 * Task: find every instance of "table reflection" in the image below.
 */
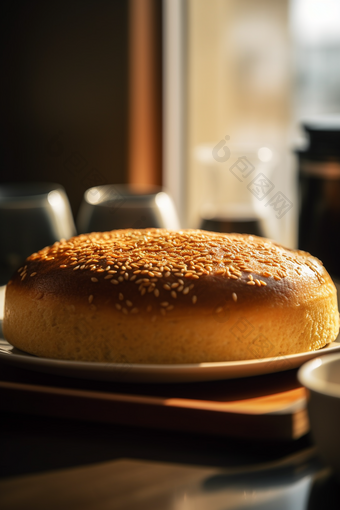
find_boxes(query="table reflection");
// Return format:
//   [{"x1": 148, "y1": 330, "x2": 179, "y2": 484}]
[{"x1": 173, "y1": 449, "x2": 338, "y2": 510}]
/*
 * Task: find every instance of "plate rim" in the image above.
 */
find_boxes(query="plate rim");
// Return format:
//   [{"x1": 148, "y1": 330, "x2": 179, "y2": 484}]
[{"x1": 1, "y1": 337, "x2": 340, "y2": 373}]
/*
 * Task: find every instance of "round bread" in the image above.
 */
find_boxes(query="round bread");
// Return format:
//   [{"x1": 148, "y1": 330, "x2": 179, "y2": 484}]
[{"x1": 3, "y1": 229, "x2": 339, "y2": 364}]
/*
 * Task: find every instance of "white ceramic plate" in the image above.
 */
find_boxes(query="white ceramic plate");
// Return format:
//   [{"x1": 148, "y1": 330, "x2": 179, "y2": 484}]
[{"x1": 1, "y1": 331, "x2": 340, "y2": 383}]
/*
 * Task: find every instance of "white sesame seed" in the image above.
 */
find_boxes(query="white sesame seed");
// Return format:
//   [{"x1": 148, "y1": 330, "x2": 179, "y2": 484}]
[
  {"x1": 183, "y1": 287, "x2": 190, "y2": 295},
  {"x1": 88, "y1": 295, "x2": 94, "y2": 304},
  {"x1": 111, "y1": 279, "x2": 119, "y2": 285},
  {"x1": 118, "y1": 276, "x2": 124, "y2": 282},
  {"x1": 126, "y1": 300, "x2": 133, "y2": 307},
  {"x1": 161, "y1": 302, "x2": 169, "y2": 307},
  {"x1": 119, "y1": 293, "x2": 124, "y2": 300},
  {"x1": 115, "y1": 303, "x2": 122, "y2": 310},
  {"x1": 91, "y1": 277, "x2": 98, "y2": 283},
  {"x1": 192, "y1": 295, "x2": 197, "y2": 304},
  {"x1": 232, "y1": 293, "x2": 237, "y2": 302},
  {"x1": 171, "y1": 291, "x2": 177, "y2": 299},
  {"x1": 154, "y1": 288, "x2": 160, "y2": 297},
  {"x1": 30, "y1": 272, "x2": 37, "y2": 277}
]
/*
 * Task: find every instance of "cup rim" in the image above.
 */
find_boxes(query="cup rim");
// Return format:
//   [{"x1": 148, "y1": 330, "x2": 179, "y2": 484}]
[
  {"x1": 84, "y1": 184, "x2": 164, "y2": 206},
  {"x1": 0, "y1": 182, "x2": 65, "y2": 202},
  {"x1": 298, "y1": 353, "x2": 340, "y2": 398}
]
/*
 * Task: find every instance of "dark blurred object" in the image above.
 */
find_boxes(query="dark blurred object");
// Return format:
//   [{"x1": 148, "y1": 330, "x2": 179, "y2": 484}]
[
  {"x1": 200, "y1": 217, "x2": 263, "y2": 236},
  {"x1": 307, "y1": 469, "x2": 340, "y2": 510},
  {"x1": 199, "y1": 204, "x2": 265, "y2": 236},
  {"x1": 0, "y1": 0, "x2": 129, "y2": 216},
  {"x1": 76, "y1": 185, "x2": 180, "y2": 234},
  {"x1": 297, "y1": 117, "x2": 340, "y2": 279},
  {"x1": 0, "y1": 182, "x2": 76, "y2": 285}
]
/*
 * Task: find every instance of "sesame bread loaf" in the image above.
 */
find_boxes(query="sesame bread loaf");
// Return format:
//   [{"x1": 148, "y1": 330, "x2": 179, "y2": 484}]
[{"x1": 3, "y1": 229, "x2": 339, "y2": 363}]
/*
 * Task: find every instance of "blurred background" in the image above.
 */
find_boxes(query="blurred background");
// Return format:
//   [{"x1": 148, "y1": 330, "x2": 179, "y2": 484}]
[{"x1": 1, "y1": 0, "x2": 340, "y2": 249}]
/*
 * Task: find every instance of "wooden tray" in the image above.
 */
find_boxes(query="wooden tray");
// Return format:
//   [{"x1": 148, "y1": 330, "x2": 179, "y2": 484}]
[{"x1": 0, "y1": 361, "x2": 308, "y2": 441}]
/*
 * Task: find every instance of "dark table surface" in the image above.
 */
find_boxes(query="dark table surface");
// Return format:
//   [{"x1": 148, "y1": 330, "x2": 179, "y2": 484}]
[{"x1": 1, "y1": 404, "x2": 339, "y2": 509}]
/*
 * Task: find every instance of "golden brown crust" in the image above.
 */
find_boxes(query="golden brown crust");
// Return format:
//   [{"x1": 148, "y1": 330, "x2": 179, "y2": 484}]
[{"x1": 3, "y1": 229, "x2": 339, "y2": 363}]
